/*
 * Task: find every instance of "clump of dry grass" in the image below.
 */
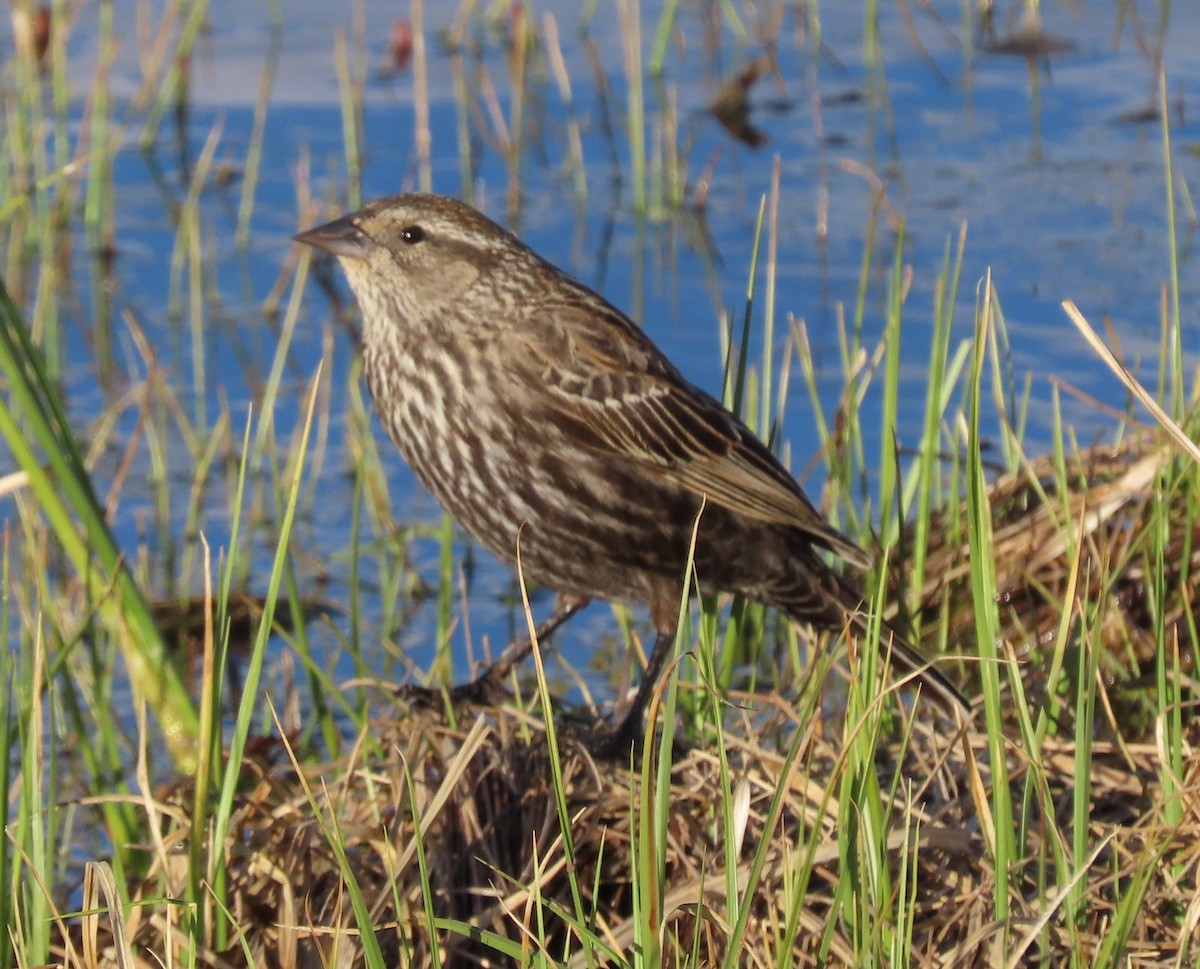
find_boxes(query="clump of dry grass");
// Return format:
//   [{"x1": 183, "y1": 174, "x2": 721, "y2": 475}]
[
  {"x1": 52, "y1": 430, "x2": 1200, "y2": 968},
  {"x1": 66, "y1": 693, "x2": 1200, "y2": 968},
  {"x1": 903, "y1": 427, "x2": 1196, "y2": 721}
]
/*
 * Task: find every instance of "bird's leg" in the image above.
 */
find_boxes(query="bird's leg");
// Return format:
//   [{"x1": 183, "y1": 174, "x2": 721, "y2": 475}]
[
  {"x1": 397, "y1": 595, "x2": 590, "y2": 708},
  {"x1": 594, "y1": 612, "x2": 680, "y2": 755},
  {"x1": 450, "y1": 594, "x2": 591, "y2": 703}
]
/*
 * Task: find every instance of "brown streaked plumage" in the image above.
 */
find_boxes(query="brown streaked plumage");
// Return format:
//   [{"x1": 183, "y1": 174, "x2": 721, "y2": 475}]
[{"x1": 295, "y1": 193, "x2": 969, "y2": 746}]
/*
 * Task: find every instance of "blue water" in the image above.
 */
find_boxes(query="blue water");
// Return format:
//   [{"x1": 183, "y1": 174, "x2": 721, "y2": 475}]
[{"x1": 10, "y1": 1, "x2": 1200, "y2": 712}]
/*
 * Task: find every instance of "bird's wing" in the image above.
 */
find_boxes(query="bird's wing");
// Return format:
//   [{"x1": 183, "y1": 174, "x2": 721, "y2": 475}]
[{"x1": 516, "y1": 300, "x2": 870, "y2": 569}]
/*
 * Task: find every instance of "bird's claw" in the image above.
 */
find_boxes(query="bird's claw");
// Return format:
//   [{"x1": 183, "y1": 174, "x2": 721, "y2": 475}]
[
  {"x1": 395, "y1": 673, "x2": 511, "y2": 711},
  {"x1": 557, "y1": 718, "x2": 643, "y2": 762},
  {"x1": 393, "y1": 683, "x2": 445, "y2": 711}
]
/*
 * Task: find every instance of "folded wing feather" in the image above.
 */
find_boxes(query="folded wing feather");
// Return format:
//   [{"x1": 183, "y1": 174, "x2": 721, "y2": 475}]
[{"x1": 517, "y1": 301, "x2": 871, "y2": 570}]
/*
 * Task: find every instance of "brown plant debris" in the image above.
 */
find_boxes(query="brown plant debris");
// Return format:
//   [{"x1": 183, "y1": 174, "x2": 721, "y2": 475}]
[
  {"x1": 899, "y1": 428, "x2": 1196, "y2": 716},
  {"x1": 59, "y1": 429, "x2": 1200, "y2": 967},
  {"x1": 708, "y1": 56, "x2": 771, "y2": 147},
  {"x1": 62, "y1": 697, "x2": 1200, "y2": 969}
]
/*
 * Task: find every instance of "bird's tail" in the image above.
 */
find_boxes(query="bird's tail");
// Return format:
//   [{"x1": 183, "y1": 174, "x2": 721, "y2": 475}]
[
  {"x1": 776, "y1": 554, "x2": 971, "y2": 718},
  {"x1": 848, "y1": 607, "x2": 971, "y2": 718}
]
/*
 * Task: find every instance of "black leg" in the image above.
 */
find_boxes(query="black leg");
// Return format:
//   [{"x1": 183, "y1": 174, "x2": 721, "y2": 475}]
[
  {"x1": 398, "y1": 595, "x2": 590, "y2": 707},
  {"x1": 593, "y1": 620, "x2": 678, "y2": 755}
]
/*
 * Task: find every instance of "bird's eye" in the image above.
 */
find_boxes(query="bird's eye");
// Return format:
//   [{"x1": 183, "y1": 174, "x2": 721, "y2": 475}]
[{"x1": 399, "y1": 225, "x2": 426, "y2": 245}]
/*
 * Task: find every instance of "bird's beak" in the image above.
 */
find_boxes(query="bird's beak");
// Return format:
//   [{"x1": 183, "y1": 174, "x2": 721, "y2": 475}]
[{"x1": 294, "y1": 215, "x2": 372, "y2": 260}]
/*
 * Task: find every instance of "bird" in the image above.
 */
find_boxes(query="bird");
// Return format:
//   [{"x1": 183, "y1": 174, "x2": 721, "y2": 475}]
[{"x1": 295, "y1": 193, "x2": 969, "y2": 748}]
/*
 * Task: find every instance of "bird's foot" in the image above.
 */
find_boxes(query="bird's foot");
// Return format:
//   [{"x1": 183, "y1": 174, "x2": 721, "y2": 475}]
[
  {"x1": 556, "y1": 718, "x2": 642, "y2": 762},
  {"x1": 563, "y1": 715, "x2": 696, "y2": 763},
  {"x1": 395, "y1": 671, "x2": 511, "y2": 711}
]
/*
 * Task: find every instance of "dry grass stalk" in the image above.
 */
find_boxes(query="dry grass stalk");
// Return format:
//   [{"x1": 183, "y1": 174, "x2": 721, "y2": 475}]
[
  {"x1": 58, "y1": 429, "x2": 1200, "y2": 967},
  {"x1": 60, "y1": 698, "x2": 1200, "y2": 967}
]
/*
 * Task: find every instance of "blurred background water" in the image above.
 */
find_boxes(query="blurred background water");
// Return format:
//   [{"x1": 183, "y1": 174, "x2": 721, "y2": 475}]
[{"x1": 5, "y1": 0, "x2": 1199, "y2": 712}]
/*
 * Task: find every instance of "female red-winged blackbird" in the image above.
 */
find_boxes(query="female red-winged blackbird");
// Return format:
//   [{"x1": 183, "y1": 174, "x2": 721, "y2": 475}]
[{"x1": 296, "y1": 194, "x2": 969, "y2": 746}]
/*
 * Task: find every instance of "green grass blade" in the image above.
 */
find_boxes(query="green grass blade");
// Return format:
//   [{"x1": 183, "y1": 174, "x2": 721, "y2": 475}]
[{"x1": 0, "y1": 277, "x2": 199, "y2": 769}]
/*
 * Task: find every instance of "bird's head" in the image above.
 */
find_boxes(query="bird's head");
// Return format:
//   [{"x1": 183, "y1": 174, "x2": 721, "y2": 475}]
[{"x1": 295, "y1": 194, "x2": 527, "y2": 343}]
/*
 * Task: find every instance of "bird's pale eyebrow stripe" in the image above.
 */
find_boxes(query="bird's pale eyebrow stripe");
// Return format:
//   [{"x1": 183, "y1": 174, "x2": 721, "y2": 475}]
[{"x1": 438, "y1": 234, "x2": 502, "y2": 264}]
